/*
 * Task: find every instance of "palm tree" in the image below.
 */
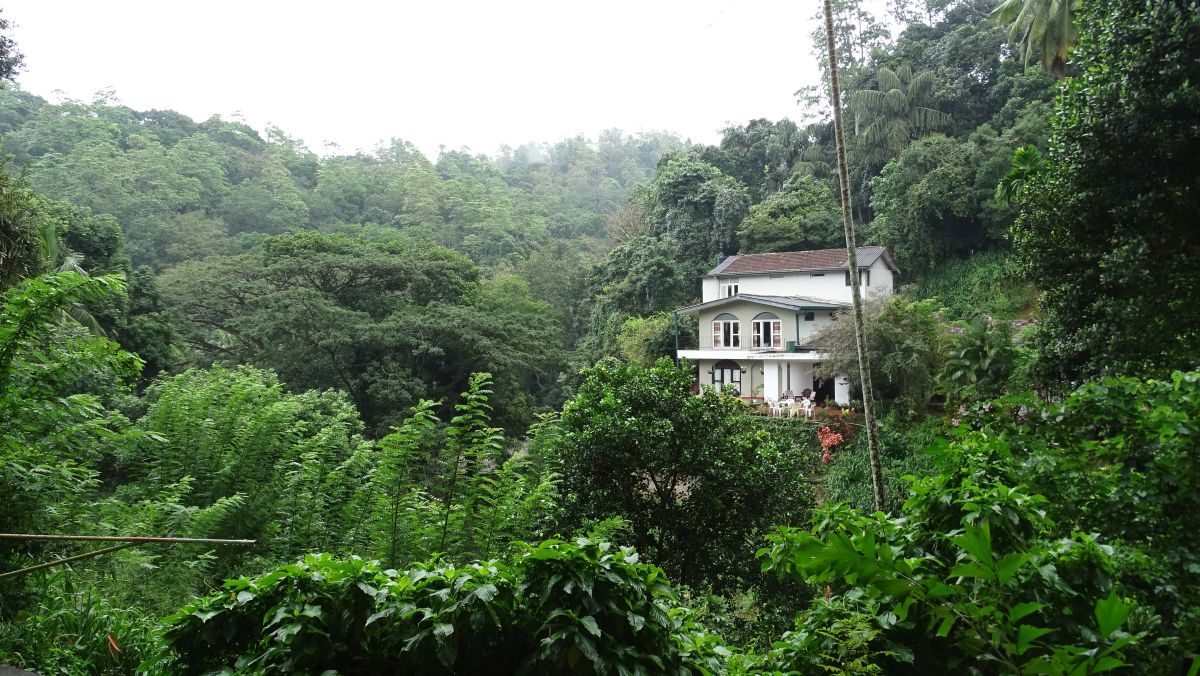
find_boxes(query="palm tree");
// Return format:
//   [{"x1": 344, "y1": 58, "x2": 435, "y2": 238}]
[
  {"x1": 823, "y1": 0, "x2": 886, "y2": 512},
  {"x1": 851, "y1": 64, "x2": 950, "y2": 168},
  {"x1": 36, "y1": 218, "x2": 108, "y2": 336},
  {"x1": 992, "y1": 0, "x2": 1079, "y2": 79},
  {"x1": 995, "y1": 145, "x2": 1050, "y2": 205}
]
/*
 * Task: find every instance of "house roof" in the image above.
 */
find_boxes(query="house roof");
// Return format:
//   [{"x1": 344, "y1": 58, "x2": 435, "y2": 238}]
[
  {"x1": 706, "y1": 246, "x2": 898, "y2": 276},
  {"x1": 675, "y1": 294, "x2": 847, "y2": 316}
]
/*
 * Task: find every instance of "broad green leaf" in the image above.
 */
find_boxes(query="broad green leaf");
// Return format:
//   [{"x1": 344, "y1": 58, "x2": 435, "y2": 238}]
[
  {"x1": 580, "y1": 615, "x2": 602, "y2": 637},
  {"x1": 1092, "y1": 656, "x2": 1127, "y2": 673},
  {"x1": 474, "y1": 583, "x2": 498, "y2": 602},
  {"x1": 935, "y1": 614, "x2": 955, "y2": 637},
  {"x1": 949, "y1": 562, "x2": 994, "y2": 580},
  {"x1": 996, "y1": 552, "x2": 1030, "y2": 585},
  {"x1": 1095, "y1": 591, "x2": 1132, "y2": 638},
  {"x1": 952, "y1": 522, "x2": 994, "y2": 567},
  {"x1": 1016, "y1": 624, "x2": 1054, "y2": 655},
  {"x1": 1009, "y1": 601, "x2": 1045, "y2": 624}
]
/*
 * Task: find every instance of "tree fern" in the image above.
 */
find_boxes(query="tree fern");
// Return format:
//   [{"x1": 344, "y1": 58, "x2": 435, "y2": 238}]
[
  {"x1": 367, "y1": 399, "x2": 439, "y2": 567},
  {"x1": 438, "y1": 372, "x2": 505, "y2": 554}
]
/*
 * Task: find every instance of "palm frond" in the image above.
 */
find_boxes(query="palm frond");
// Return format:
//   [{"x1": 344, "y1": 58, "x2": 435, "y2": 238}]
[
  {"x1": 877, "y1": 67, "x2": 901, "y2": 93},
  {"x1": 911, "y1": 107, "x2": 951, "y2": 131},
  {"x1": 851, "y1": 89, "x2": 890, "y2": 115}
]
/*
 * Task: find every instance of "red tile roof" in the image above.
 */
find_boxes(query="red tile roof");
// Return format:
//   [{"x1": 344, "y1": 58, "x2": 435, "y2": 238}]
[{"x1": 711, "y1": 246, "x2": 895, "y2": 275}]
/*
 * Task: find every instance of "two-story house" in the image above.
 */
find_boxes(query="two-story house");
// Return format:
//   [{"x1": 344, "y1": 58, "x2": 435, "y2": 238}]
[{"x1": 675, "y1": 246, "x2": 898, "y2": 405}]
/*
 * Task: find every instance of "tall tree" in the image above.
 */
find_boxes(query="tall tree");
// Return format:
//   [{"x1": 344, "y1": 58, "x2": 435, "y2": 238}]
[
  {"x1": 851, "y1": 64, "x2": 950, "y2": 168},
  {"x1": 646, "y1": 150, "x2": 749, "y2": 273},
  {"x1": 1012, "y1": 0, "x2": 1200, "y2": 385},
  {"x1": 0, "y1": 10, "x2": 23, "y2": 83},
  {"x1": 992, "y1": 0, "x2": 1079, "y2": 78},
  {"x1": 824, "y1": 0, "x2": 886, "y2": 512},
  {"x1": 545, "y1": 359, "x2": 810, "y2": 591}
]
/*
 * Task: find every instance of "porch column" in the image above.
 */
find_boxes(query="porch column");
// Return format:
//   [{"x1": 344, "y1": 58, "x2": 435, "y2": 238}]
[
  {"x1": 762, "y1": 361, "x2": 779, "y2": 400},
  {"x1": 834, "y1": 376, "x2": 851, "y2": 406}
]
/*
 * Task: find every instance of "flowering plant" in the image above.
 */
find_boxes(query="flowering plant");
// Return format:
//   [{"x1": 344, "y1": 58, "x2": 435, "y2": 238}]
[
  {"x1": 818, "y1": 426, "x2": 845, "y2": 464},
  {"x1": 818, "y1": 426, "x2": 844, "y2": 451}
]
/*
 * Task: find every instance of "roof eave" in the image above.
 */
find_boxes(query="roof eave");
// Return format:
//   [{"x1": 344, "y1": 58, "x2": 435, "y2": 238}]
[{"x1": 675, "y1": 295, "x2": 848, "y2": 315}]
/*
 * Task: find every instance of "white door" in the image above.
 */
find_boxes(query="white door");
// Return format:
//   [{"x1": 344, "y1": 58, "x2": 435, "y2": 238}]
[{"x1": 763, "y1": 361, "x2": 779, "y2": 400}]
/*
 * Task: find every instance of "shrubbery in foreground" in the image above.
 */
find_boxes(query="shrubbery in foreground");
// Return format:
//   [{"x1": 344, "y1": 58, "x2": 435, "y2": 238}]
[{"x1": 156, "y1": 538, "x2": 731, "y2": 675}]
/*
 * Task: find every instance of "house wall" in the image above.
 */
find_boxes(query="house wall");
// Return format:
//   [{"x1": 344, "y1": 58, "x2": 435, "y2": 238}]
[
  {"x1": 868, "y1": 259, "x2": 895, "y2": 296},
  {"x1": 697, "y1": 300, "x2": 835, "y2": 349},
  {"x1": 695, "y1": 358, "x2": 757, "y2": 397},
  {"x1": 695, "y1": 358, "x2": 831, "y2": 401},
  {"x1": 701, "y1": 258, "x2": 896, "y2": 304}
]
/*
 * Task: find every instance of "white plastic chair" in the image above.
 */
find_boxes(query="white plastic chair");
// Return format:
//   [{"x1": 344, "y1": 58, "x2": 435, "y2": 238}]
[
  {"x1": 765, "y1": 397, "x2": 782, "y2": 417},
  {"x1": 800, "y1": 397, "x2": 815, "y2": 419}
]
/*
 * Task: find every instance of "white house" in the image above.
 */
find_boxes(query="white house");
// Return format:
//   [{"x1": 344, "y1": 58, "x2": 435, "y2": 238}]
[{"x1": 675, "y1": 246, "x2": 898, "y2": 405}]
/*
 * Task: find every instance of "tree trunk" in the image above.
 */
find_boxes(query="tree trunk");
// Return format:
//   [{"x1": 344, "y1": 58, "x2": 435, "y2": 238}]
[{"x1": 823, "y1": 0, "x2": 886, "y2": 512}]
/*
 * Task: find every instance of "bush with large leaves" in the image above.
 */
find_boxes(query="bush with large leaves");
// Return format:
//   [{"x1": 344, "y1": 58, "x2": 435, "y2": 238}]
[
  {"x1": 157, "y1": 538, "x2": 731, "y2": 675},
  {"x1": 0, "y1": 273, "x2": 143, "y2": 606},
  {"x1": 759, "y1": 370, "x2": 1200, "y2": 673}
]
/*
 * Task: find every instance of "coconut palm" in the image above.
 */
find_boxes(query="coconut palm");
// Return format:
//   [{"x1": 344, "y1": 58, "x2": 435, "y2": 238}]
[
  {"x1": 851, "y1": 64, "x2": 950, "y2": 169},
  {"x1": 992, "y1": 0, "x2": 1079, "y2": 79}
]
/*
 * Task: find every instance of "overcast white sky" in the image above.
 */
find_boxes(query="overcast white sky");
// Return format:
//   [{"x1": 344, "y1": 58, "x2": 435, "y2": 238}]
[{"x1": 4, "y1": 0, "x2": 834, "y2": 158}]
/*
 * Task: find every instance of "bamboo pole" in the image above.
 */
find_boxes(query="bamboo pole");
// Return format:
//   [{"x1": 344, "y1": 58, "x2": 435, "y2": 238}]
[
  {"x1": 0, "y1": 534, "x2": 256, "y2": 545},
  {"x1": 0, "y1": 533, "x2": 256, "y2": 579},
  {"x1": 0, "y1": 543, "x2": 141, "y2": 579}
]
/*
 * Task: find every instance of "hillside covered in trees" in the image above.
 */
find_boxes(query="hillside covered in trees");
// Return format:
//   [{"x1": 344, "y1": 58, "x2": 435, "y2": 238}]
[{"x1": 2, "y1": 0, "x2": 1199, "y2": 673}]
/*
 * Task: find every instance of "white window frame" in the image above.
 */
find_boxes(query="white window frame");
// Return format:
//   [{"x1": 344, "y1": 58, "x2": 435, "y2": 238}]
[
  {"x1": 719, "y1": 278, "x2": 739, "y2": 298},
  {"x1": 712, "y1": 319, "x2": 740, "y2": 348},
  {"x1": 713, "y1": 363, "x2": 742, "y2": 393},
  {"x1": 751, "y1": 319, "x2": 782, "y2": 348}
]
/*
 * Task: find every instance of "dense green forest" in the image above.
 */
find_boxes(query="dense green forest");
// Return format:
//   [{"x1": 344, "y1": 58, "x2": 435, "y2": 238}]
[{"x1": 2, "y1": 0, "x2": 1198, "y2": 672}]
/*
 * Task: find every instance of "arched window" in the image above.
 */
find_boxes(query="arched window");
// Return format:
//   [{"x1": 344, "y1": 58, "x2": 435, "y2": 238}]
[
  {"x1": 751, "y1": 312, "x2": 782, "y2": 348},
  {"x1": 712, "y1": 313, "x2": 740, "y2": 348},
  {"x1": 713, "y1": 359, "x2": 742, "y2": 395}
]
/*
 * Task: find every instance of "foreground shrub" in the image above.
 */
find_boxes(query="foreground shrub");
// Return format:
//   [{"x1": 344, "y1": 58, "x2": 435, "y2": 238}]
[
  {"x1": 759, "y1": 371, "x2": 1200, "y2": 673},
  {"x1": 544, "y1": 358, "x2": 812, "y2": 594},
  {"x1": 157, "y1": 538, "x2": 731, "y2": 674},
  {"x1": 0, "y1": 573, "x2": 158, "y2": 675}
]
